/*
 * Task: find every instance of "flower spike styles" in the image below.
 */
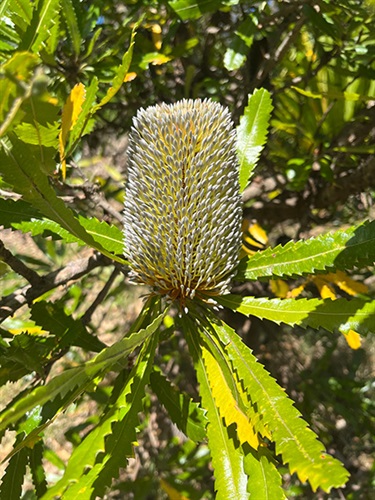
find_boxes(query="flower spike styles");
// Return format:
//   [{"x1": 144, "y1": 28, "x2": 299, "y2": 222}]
[{"x1": 124, "y1": 99, "x2": 242, "y2": 307}]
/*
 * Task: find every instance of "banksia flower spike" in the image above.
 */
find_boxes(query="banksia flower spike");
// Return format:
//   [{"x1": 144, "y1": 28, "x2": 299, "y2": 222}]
[{"x1": 124, "y1": 99, "x2": 242, "y2": 308}]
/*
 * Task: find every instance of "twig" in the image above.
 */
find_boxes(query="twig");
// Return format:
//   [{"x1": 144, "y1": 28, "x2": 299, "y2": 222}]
[
  {"x1": 0, "y1": 251, "x2": 110, "y2": 322},
  {"x1": 314, "y1": 155, "x2": 375, "y2": 209},
  {"x1": 68, "y1": 161, "x2": 124, "y2": 223},
  {"x1": 251, "y1": 15, "x2": 305, "y2": 89},
  {"x1": 0, "y1": 239, "x2": 42, "y2": 286},
  {"x1": 244, "y1": 154, "x2": 375, "y2": 226},
  {"x1": 88, "y1": 190, "x2": 123, "y2": 223},
  {"x1": 275, "y1": 47, "x2": 339, "y2": 95},
  {"x1": 0, "y1": 189, "x2": 21, "y2": 200},
  {"x1": 81, "y1": 266, "x2": 120, "y2": 325}
]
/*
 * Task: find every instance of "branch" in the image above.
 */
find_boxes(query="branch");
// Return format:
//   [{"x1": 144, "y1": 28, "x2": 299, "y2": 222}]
[
  {"x1": 85, "y1": 188, "x2": 123, "y2": 223},
  {"x1": 250, "y1": 15, "x2": 305, "y2": 89},
  {"x1": 244, "y1": 155, "x2": 375, "y2": 226},
  {"x1": 275, "y1": 47, "x2": 339, "y2": 95},
  {"x1": 81, "y1": 267, "x2": 120, "y2": 325},
  {"x1": 0, "y1": 252, "x2": 111, "y2": 322},
  {"x1": 0, "y1": 239, "x2": 42, "y2": 286},
  {"x1": 67, "y1": 161, "x2": 124, "y2": 223},
  {"x1": 314, "y1": 156, "x2": 375, "y2": 209},
  {"x1": 0, "y1": 189, "x2": 21, "y2": 200}
]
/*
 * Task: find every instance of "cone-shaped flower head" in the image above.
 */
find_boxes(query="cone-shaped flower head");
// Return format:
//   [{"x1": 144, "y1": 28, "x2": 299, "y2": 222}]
[{"x1": 124, "y1": 99, "x2": 242, "y2": 305}]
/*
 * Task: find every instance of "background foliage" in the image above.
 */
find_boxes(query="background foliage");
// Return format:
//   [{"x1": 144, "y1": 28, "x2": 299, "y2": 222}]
[{"x1": 1, "y1": 0, "x2": 374, "y2": 498}]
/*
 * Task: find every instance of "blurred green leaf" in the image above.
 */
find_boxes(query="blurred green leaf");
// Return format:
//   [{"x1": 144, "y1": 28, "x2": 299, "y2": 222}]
[
  {"x1": 19, "y1": 0, "x2": 60, "y2": 53},
  {"x1": 169, "y1": 0, "x2": 223, "y2": 20},
  {"x1": 224, "y1": 17, "x2": 256, "y2": 71},
  {"x1": 3, "y1": 0, "x2": 33, "y2": 35},
  {"x1": 0, "y1": 51, "x2": 39, "y2": 131},
  {"x1": 0, "y1": 438, "x2": 29, "y2": 500}
]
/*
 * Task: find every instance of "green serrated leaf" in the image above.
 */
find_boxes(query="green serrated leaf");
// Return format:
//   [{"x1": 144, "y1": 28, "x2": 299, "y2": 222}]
[
  {"x1": 184, "y1": 316, "x2": 249, "y2": 500},
  {"x1": 0, "y1": 333, "x2": 51, "y2": 384},
  {"x1": 0, "y1": 300, "x2": 166, "y2": 433},
  {"x1": 0, "y1": 134, "x2": 90, "y2": 238},
  {"x1": 61, "y1": 0, "x2": 81, "y2": 56},
  {"x1": 218, "y1": 295, "x2": 375, "y2": 335},
  {"x1": 93, "y1": 25, "x2": 138, "y2": 112},
  {"x1": 0, "y1": 356, "x2": 30, "y2": 387},
  {"x1": 0, "y1": 366, "x2": 91, "y2": 436},
  {"x1": 43, "y1": 332, "x2": 159, "y2": 499},
  {"x1": 89, "y1": 334, "x2": 159, "y2": 498},
  {"x1": 13, "y1": 215, "x2": 124, "y2": 256},
  {"x1": 78, "y1": 216, "x2": 124, "y2": 254},
  {"x1": 237, "y1": 220, "x2": 375, "y2": 281},
  {"x1": 201, "y1": 338, "x2": 259, "y2": 449},
  {"x1": 29, "y1": 440, "x2": 48, "y2": 497},
  {"x1": 191, "y1": 315, "x2": 284, "y2": 498},
  {"x1": 4, "y1": 0, "x2": 33, "y2": 33},
  {"x1": 0, "y1": 23, "x2": 20, "y2": 50},
  {"x1": 0, "y1": 439, "x2": 29, "y2": 500},
  {"x1": 0, "y1": 335, "x2": 58, "y2": 389},
  {"x1": 42, "y1": 5, "x2": 60, "y2": 57},
  {"x1": 0, "y1": 0, "x2": 13, "y2": 20},
  {"x1": 12, "y1": 217, "x2": 77, "y2": 242},
  {"x1": 0, "y1": 198, "x2": 41, "y2": 227},
  {"x1": 237, "y1": 89, "x2": 273, "y2": 192},
  {"x1": 31, "y1": 301, "x2": 106, "y2": 352},
  {"x1": 66, "y1": 77, "x2": 99, "y2": 155},
  {"x1": 244, "y1": 448, "x2": 286, "y2": 499},
  {"x1": 62, "y1": 24, "x2": 136, "y2": 160},
  {"x1": 213, "y1": 318, "x2": 349, "y2": 492},
  {"x1": 19, "y1": 0, "x2": 60, "y2": 53},
  {"x1": 15, "y1": 121, "x2": 59, "y2": 147},
  {"x1": 0, "y1": 135, "x2": 126, "y2": 263},
  {"x1": 150, "y1": 369, "x2": 207, "y2": 442}
]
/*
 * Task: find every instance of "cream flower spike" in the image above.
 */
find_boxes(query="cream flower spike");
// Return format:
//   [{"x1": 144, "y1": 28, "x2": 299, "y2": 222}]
[{"x1": 124, "y1": 99, "x2": 242, "y2": 307}]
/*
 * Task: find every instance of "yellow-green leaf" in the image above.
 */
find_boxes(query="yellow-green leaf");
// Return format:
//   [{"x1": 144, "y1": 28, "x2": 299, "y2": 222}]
[
  {"x1": 341, "y1": 329, "x2": 362, "y2": 350},
  {"x1": 59, "y1": 82, "x2": 86, "y2": 178},
  {"x1": 325, "y1": 270, "x2": 368, "y2": 296},
  {"x1": 202, "y1": 343, "x2": 259, "y2": 449}
]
